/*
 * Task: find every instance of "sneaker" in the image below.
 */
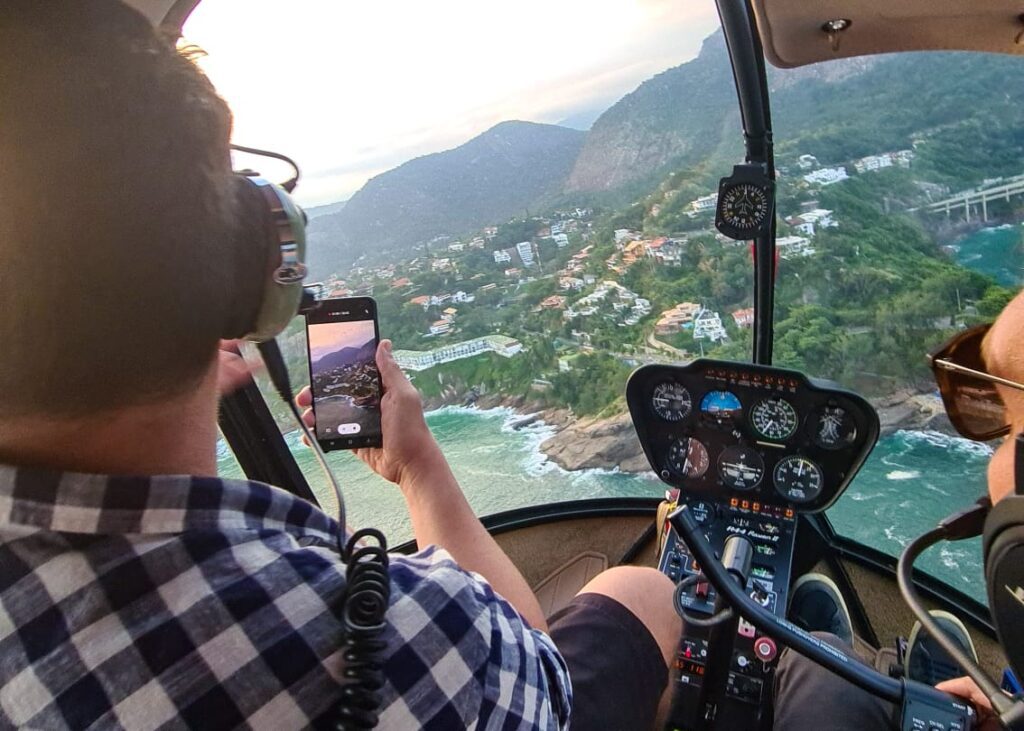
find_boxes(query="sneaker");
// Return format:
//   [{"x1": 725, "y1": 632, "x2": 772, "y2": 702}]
[
  {"x1": 788, "y1": 573, "x2": 855, "y2": 646},
  {"x1": 906, "y1": 610, "x2": 978, "y2": 686}
]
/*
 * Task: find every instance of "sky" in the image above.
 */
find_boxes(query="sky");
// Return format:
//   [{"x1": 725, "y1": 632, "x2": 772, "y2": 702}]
[
  {"x1": 309, "y1": 320, "x2": 376, "y2": 362},
  {"x1": 183, "y1": 0, "x2": 720, "y2": 207}
]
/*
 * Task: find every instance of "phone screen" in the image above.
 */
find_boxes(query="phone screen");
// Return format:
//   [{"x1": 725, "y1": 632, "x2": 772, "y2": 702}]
[{"x1": 306, "y1": 299, "x2": 382, "y2": 449}]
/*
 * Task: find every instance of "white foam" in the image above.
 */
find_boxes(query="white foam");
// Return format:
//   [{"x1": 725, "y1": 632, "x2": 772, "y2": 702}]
[
  {"x1": 886, "y1": 470, "x2": 920, "y2": 481},
  {"x1": 895, "y1": 429, "x2": 994, "y2": 457}
]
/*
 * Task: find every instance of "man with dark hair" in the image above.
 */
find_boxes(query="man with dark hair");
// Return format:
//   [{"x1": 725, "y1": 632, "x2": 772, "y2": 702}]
[{"x1": 0, "y1": 2, "x2": 681, "y2": 728}]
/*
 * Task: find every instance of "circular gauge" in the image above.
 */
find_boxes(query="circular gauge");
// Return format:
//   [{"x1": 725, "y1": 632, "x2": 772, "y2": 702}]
[
  {"x1": 688, "y1": 500, "x2": 717, "y2": 527},
  {"x1": 773, "y1": 456, "x2": 824, "y2": 504},
  {"x1": 751, "y1": 397, "x2": 799, "y2": 442},
  {"x1": 717, "y1": 445, "x2": 765, "y2": 491},
  {"x1": 651, "y1": 382, "x2": 692, "y2": 422},
  {"x1": 667, "y1": 438, "x2": 710, "y2": 478},
  {"x1": 813, "y1": 405, "x2": 858, "y2": 450},
  {"x1": 718, "y1": 182, "x2": 771, "y2": 234},
  {"x1": 700, "y1": 390, "x2": 743, "y2": 428}
]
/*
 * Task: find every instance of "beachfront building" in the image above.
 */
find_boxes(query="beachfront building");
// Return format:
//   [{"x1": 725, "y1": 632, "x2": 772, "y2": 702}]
[{"x1": 394, "y1": 335, "x2": 525, "y2": 371}]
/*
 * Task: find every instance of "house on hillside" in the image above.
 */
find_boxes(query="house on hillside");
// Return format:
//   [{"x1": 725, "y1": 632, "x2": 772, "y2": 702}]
[
  {"x1": 554, "y1": 233, "x2": 570, "y2": 248},
  {"x1": 804, "y1": 167, "x2": 849, "y2": 186},
  {"x1": 776, "y1": 235, "x2": 814, "y2": 259},
  {"x1": 655, "y1": 302, "x2": 703, "y2": 335},
  {"x1": 732, "y1": 307, "x2": 755, "y2": 329},
  {"x1": 429, "y1": 320, "x2": 452, "y2": 336},
  {"x1": 515, "y1": 241, "x2": 535, "y2": 267},
  {"x1": 409, "y1": 295, "x2": 430, "y2": 309},
  {"x1": 494, "y1": 249, "x2": 512, "y2": 264},
  {"x1": 693, "y1": 309, "x2": 728, "y2": 342}
]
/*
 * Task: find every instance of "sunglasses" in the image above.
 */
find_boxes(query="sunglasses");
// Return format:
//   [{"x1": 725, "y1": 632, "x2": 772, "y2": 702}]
[{"x1": 928, "y1": 324, "x2": 1024, "y2": 441}]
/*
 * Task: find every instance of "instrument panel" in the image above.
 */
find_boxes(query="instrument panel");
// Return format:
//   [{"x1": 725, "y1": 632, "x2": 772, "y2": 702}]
[{"x1": 627, "y1": 359, "x2": 879, "y2": 513}]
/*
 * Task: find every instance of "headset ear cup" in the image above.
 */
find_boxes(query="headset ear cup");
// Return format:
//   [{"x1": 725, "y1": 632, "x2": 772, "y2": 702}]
[
  {"x1": 225, "y1": 176, "x2": 308, "y2": 342},
  {"x1": 983, "y1": 498, "x2": 1024, "y2": 683}
]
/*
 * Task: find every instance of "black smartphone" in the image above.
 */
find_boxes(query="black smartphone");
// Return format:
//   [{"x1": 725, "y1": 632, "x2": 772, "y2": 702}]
[{"x1": 305, "y1": 296, "x2": 383, "y2": 450}]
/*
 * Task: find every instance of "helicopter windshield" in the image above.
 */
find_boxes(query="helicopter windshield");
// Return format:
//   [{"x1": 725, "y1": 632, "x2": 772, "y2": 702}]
[{"x1": 186, "y1": 0, "x2": 1024, "y2": 601}]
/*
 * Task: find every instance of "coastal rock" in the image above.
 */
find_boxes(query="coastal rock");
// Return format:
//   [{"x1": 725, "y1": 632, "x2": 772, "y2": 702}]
[{"x1": 540, "y1": 413, "x2": 650, "y2": 474}]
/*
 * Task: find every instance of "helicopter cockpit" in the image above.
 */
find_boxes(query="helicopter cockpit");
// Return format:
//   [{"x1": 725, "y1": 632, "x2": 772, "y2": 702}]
[{"x1": 14, "y1": 0, "x2": 1024, "y2": 729}]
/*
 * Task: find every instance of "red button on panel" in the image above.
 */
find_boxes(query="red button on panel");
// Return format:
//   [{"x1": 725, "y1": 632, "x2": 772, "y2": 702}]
[{"x1": 753, "y1": 637, "x2": 778, "y2": 663}]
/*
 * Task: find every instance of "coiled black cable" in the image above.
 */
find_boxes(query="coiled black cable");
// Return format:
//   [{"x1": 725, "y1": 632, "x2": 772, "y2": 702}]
[{"x1": 335, "y1": 528, "x2": 391, "y2": 731}]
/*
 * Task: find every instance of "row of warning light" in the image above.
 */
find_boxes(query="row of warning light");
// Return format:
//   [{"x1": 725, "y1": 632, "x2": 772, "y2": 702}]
[
  {"x1": 706, "y1": 369, "x2": 802, "y2": 390},
  {"x1": 729, "y1": 497, "x2": 796, "y2": 520}
]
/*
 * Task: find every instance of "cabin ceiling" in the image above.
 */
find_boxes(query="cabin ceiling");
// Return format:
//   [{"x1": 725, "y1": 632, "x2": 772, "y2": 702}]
[
  {"x1": 753, "y1": 0, "x2": 1024, "y2": 68},
  {"x1": 122, "y1": 0, "x2": 199, "y2": 31}
]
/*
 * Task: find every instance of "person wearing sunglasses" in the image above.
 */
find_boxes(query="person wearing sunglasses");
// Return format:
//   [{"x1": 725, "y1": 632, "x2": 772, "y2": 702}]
[{"x1": 769, "y1": 289, "x2": 1024, "y2": 731}]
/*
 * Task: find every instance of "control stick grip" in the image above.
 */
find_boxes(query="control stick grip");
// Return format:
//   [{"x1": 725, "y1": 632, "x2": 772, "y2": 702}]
[{"x1": 721, "y1": 534, "x2": 754, "y2": 587}]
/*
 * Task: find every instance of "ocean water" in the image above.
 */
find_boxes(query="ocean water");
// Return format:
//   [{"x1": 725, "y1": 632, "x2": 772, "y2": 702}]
[
  {"x1": 218, "y1": 408, "x2": 992, "y2": 599},
  {"x1": 949, "y1": 223, "x2": 1024, "y2": 287}
]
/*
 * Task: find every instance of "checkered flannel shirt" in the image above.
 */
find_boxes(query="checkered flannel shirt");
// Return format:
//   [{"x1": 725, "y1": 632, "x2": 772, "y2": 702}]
[{"x1": 0, "y1": 464, "x2": 571, "y2": 729}]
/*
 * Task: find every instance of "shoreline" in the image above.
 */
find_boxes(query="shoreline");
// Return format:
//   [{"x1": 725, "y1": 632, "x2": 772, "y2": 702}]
[{"x1": 422, "y1": 386, "x2": 957, "y2": 475}]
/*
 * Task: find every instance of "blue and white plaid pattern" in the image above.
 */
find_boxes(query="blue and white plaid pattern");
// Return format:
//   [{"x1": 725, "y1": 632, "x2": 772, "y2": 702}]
[{"x1": 0, "y1": 465, "x2": 571, "y2": 729}]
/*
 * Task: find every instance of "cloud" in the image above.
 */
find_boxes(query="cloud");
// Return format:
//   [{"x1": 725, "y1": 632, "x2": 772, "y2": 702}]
[{"x1": 185, "y1": 0, "x2": 719, "y2": 206}]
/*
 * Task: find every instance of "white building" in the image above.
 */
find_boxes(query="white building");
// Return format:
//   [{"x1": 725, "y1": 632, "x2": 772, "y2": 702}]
[
  {"x1": 853, "y1": 149, "x2": 915, "y2": 174},
  {"x1": 693, "y1": 309, "x2": 728, "y2": 343},
  {"x1": 493, "y1": 249, "x2": 512, "y2": 264},
  {"x1": 689, "y1": 193, "x2": 719, "y2": 215},
  {"x1": 553, "y1": 233, "x2": 570, "y2": 248},
  {"x1": 797, "y1": 154, "x2": 820, "y2": 170},
  {"x1": 776, "y1": 235, "x2": 814, "y2": 259},
  {"x1": 447, "y1": 242, "x2": 465, "y2": 252},
  {"x1": 515, "y1": 241, "x2": 535, "y2": 267},
  {"x1": 789, "y1": 208, "x2": 837, "y2": 237},
  {"x1": 394, "y1": 335, "x2": 524, "y2": 371},
  {"x1": 452, "y1": 290, "x2": 475, "y2": 303},
  {"x1": 614, "y1": 229, "x2": 635, "y2": 245},
  {"x1": 803, "y1": 167, "x2": 849, "y2": 186},
  {"x1": 432, "y1": 258, "x2": 453, "y2": 271},
  {"x1": 429, "y1": 320, "x2": 452, "y2": 336}
]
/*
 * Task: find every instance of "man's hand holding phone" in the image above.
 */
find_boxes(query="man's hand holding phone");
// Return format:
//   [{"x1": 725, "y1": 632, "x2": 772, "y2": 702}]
[{"x1": 298, "y1": 340, "x2": 448, "y2": 492}]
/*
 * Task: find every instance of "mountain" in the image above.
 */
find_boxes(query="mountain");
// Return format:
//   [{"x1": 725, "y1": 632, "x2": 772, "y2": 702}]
[
  {"x1": 304, "y1": 200, "x2": 347, "y2": 220},
  {"x1": 314, "y1": 339, "x2": 377, "y2": 372},
  {"x1": 568, "y1": 30, "x2": 1024, "y2": 194},
  {"x1": 306, "y1": 121, "x2": 585, "y2": 275}
]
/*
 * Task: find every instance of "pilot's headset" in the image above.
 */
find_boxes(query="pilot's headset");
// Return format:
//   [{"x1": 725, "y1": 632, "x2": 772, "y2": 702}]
[
  {"x1": 222, "y1": 146, "x2": 309, "y2": 343},
  {"x1": 983, "y1": 433, "x2": 1024, "y2": 686}
]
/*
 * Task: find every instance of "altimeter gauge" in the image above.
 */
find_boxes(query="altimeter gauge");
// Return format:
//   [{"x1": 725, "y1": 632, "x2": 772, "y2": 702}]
[
  {"x1": 717, "y1": 445, "x2": 765, "y2": 491},
  {"x1": 751, "y1": 397, "x2": 799, "y2": 442},
  {"x1": 667, "y1": 437, "x2": 710, "y2": 478},
  {"x1": 651, "y1": 382, "x2": 693, "y2": 422},
  {"x1": 715, "y1": 164, "x2": 775, "y2": 241},
  {"x1": 773, "y1": 455, "x2": 824, "y2": 504}
]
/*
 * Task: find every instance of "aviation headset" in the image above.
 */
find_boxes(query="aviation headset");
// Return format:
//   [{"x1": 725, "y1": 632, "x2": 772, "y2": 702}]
[
  {"x1": 983, "y1": 433, "x2": 1024, "y2": 685},
  {"x1": 228, "y1": 172, "x2": 309, "y2": 342},
  {"x1": 227, "y1": 160, "x2": 390, "y2": 729}
]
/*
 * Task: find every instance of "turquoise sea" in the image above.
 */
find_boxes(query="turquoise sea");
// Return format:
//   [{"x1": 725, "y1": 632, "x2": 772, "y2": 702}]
[
  {"x1": 219, "y1": 407, "x2": 992, "y2": 599},
  {"x1": 950, "y1": 223, "x2": 1024, "y2": 287}
]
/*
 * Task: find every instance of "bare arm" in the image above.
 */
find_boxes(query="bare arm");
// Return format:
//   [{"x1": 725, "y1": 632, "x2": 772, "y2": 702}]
[{"x1": 298, "y1": 341, "x2": 547, "y2": 632}]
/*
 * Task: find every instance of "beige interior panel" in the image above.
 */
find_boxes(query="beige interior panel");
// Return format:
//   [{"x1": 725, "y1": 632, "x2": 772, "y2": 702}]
[
  {"x1": 492, "y1": 516, "x2": 657, "y2": 588},
  {"x1": 533, "y1": 552, "x2": 610, "y2": 619},
  {"x1": 839, "y1": 559, "x2": 1007, "y2": 677},
  {"x1": 752, "y1": 0, "x2": 1024, "y2": 68}
]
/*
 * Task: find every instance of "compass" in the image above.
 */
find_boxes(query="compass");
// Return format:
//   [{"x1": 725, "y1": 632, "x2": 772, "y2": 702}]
[{"x1": 715, "y1": 164, "x2": 774, "y2": 240}]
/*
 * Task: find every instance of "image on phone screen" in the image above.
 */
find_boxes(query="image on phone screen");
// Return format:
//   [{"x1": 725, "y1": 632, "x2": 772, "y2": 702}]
[{"x1": 307, "y1": 306, "x2": 382, "y2": 448}]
